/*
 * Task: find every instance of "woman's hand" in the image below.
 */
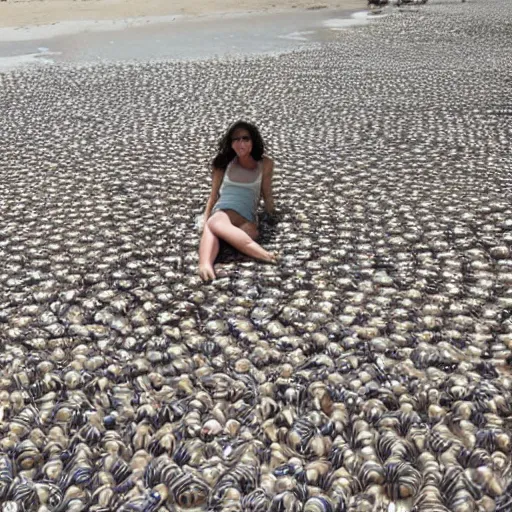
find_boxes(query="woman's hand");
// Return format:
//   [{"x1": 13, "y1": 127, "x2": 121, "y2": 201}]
[
  {"x1": 199, "y1": 168, "x2": 223, "y2": 234},
  {"x1": 261, "y1": 158, "x2": 275, "y2": 214},
  {"x1": 261, "y1": 210, "x2": 281, "y2": 226},
  {"x1": 195, "y1": 214, "x2": 205, "y2": 233}
]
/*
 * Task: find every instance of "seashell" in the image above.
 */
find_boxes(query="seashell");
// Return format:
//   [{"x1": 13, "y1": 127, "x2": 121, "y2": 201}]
[
  {"x1": 383, "y1": 461, "x2": 421, "y2": 501},
  {"x1": 34, "y1": 482, "x2": 62, "y2": 508},
  {"x1": 173, "y1": 439, "x2": 206, "y2": 466},
  {"x1": 11, "y1": 476, "x2": 38, "y2": 510},
  {"x1": 304, "y1": 460, "x2": 331, "y2": 486},
  {"x1": 303, "y1": 496, "x2": 334, "y2": 512},
  {"x1": 168, "y1": 472, "x2": 209, "y2": 508},
  {"x1": 14, "y1": 439, "x2": 43, "y2": 471},
  {"x1": 201, "y1": 419, "x2": 223, "y2": 440},
  {"x1": 240, "y1": 489, "x2": 271, "y2": 512},
  {"x1": 358, "y1": 460, "x2": 386, "y2": 488},
  {"x1": 0, "y1": 456, "x2": 14, "y2": 501},
  {"x1": 269, "y1": 491, "x2": 302, "y2": 512},
  {"x1": 469, "y1": 466, "x2": 505, "y2": 497}
]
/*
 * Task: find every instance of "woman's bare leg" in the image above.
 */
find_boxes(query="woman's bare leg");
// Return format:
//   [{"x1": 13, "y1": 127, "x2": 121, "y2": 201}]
[
  {"x1": 239, "y1": 222, "x2": 259, "y2": 241},
  {"x1": 198, "y1": 223, "x2": 220, "y2": 281},
  {"x1": 207, "y1": 212, "x2": 277, "y2": 263}
]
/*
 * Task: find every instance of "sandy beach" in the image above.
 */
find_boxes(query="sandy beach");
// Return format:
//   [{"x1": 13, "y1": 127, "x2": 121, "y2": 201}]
[
  {"x1": 1, "y1": 0, "x2": 512, "y2": 510},
  {"x1": 0, "y1": 0, "x2": 366, "y2": 28}
]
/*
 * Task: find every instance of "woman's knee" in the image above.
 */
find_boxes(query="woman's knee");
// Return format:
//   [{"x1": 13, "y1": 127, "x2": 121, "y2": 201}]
[
  {"x1": 207, "y1": 212, "x2": 228, "y2": 234},
  {"x1": 206, "y1": 214, "x2": 221, "y2": 231}
]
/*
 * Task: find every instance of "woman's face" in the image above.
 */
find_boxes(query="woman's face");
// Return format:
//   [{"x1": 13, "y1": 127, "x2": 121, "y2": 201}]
[{"x1": 231, "y1": 128, "x2": 253, "y2": 158}]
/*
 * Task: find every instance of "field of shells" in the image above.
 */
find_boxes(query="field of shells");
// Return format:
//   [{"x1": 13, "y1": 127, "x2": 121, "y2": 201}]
[{"x1": 0, "y1": 0, "x2": 512, "y2": 510}]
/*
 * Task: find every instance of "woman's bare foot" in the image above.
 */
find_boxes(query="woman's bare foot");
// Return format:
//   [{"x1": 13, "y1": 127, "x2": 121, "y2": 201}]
[
  {"x1": 198, "y1": 264, "x2": 216, "y2": 281},
  {"x1": 263, "y1": 251, "x2": 279, "y2": 264}
]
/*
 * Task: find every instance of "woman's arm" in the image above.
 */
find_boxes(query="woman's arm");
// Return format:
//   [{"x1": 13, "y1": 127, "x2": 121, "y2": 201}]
[
  {"x1": 261, "y1": 157, "x2": 275, "y2": 215},
  {"x1": 203, "y1": 168, "x2": 224, "y2": 220}
]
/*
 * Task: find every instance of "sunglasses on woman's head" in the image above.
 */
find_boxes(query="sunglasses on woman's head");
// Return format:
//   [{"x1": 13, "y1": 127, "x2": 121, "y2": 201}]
[{"x1": 232, "y1": 136, "x2": 251, "y2": 143}]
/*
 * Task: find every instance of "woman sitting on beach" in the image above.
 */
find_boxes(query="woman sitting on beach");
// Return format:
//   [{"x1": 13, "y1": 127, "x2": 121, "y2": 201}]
[{"x1": 198, "y1": 121, "x2": 278, "y2": 281}]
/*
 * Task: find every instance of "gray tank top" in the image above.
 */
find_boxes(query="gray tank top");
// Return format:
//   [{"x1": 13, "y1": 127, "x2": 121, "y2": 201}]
[{"x1": 216, "y1": 158, "x2": 263, "y2": 215}]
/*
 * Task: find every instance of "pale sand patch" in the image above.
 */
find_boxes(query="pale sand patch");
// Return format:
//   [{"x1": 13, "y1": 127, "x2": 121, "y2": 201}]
[
  {"x1": 0, "y1": 51, "x2": 56, "y2": 69},
  {"x1": 0, "y1": 0, "x2": 367, "y2": 29}
]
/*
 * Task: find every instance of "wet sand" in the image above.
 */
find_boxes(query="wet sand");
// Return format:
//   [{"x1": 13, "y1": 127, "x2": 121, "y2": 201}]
[
  {"x1": 0, "y1": 0, "x2": 366, "y2": 29},
  {"x1": 0, "y1": 8, "x2": 377, "y2": 68}
]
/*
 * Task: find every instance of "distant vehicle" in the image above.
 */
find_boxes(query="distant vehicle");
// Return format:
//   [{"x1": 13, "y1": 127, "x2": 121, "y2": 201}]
[
  {"x1": 396, "y1": 0, "x2": 428, "y2": 4},
  {"x1": 368, "y1": 0, "x2": 389, "y2": 7}
]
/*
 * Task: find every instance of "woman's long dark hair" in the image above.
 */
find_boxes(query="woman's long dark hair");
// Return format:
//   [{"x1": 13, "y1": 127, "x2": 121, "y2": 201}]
[{"x1": 212, "y1": 121, "x2": 265, "y2": 171}]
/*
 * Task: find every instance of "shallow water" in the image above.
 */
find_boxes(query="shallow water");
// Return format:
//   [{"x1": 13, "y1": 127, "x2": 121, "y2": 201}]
[{"x1": 0, "y1": 8, "x2": 377, "y2": 69}]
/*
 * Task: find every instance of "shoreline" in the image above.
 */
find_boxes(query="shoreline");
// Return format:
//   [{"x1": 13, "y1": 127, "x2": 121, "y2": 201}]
[
  {"x1": 0, "y1": 7, "x2": 369, "y2": 42},
  {"x1": 0, "y1": 0, "x2": 367, "y2": 31},
  {"x1": 0, "y1": 5, "x2": 374, "y2": 66}
]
